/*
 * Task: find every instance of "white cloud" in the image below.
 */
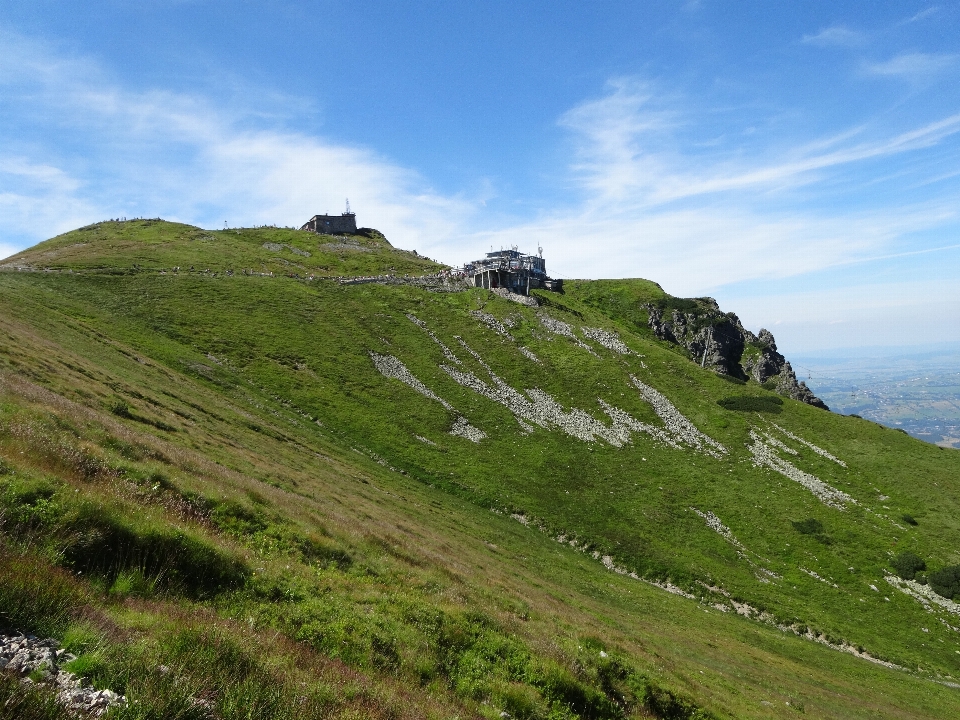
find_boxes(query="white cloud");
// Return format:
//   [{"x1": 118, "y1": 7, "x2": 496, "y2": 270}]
[
  {"x1": 801, "y1": 26, "x2": 864, "y2": 47},
  {"x1": 554, "y1": 81, "x2": 960, "y2": 208},
  {"x1": 721, "y1": 275, "x2": 960, "y2": 354},
  {"x1": 863, "y1": 52, "x2": 959, "y2": 80},
  {"x1": 0, "y1": 158, "x2": 98, "y2": 251},
  {"x1": 0, "y1": 34, "x2": 480, "y2": 258},
  {"x1": 902, "y1": 7, "x2": 939, "y2": 24},
  {"x1": 3, "y1": 37, "x2": 960, "y2": 356}
]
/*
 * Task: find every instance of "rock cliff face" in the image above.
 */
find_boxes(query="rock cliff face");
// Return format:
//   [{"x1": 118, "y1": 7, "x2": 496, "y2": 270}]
[{"x1": 646, "y1": 300, "x2": 828, "y2": 410}]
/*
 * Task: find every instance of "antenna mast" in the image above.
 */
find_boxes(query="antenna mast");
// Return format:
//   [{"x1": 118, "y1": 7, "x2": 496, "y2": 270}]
[{"x1": 345, "y1": 198, "x2": 353, "y2": 215}]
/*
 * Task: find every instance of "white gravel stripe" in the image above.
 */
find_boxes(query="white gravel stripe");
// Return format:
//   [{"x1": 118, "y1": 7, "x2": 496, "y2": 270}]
[
  {"x1": 450, "y1": 416, "x2": 487, "y2": 442},
  {"x1": 538, "y1": 315, "x2": 598, "y2": 355},
  {"x1": 406, "y1": 313, "x2": 462, "y2": 364},
  {"x1": 470, "y1": 310, "x2": 512, "y2": 337},
  {"x1": 747, "y1": 430, "x2": 852, "y2": 509},
  {"x1": 581, "y1": 326, "x2": 632, "y2": 355},
  {"x1": 886, "y1": 575, "x2": 960, "y2": 616},
  {"x1": 370, "y1": 352, "x2": 455, "y2": 410},
  {"x1": 630, "y1": 376, "x2": 728, "y2": 457},
  {"x1": 519, "y1": 346, "x2": 541, "y2": 363},
  {"x1": 768, "y1": 421, "x2": 847, "y2": 467}
]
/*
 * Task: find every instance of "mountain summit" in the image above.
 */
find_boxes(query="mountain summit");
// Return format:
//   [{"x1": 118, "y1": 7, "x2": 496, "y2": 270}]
[{"x1": 1, "y1": 219, "x2": 958, "y2": 719}]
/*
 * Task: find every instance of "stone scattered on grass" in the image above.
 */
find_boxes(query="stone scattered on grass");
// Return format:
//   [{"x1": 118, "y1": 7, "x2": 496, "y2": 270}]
[
  {"x1": 767, "y1": 421, "x2": 847, "y2": 467},
  {"x1": 470, "y1": 310, "x2": 512, "y2": 337},
  {"x1": 538, "y1": 315, "x2": 598, "y2": 355},
  {"x1": 0, "y1": 632, "x2": 126, "y2": 717},
  {"x1": 450, "y1": 416, "x2": 487, "y2": 442},
  {"x1": 370, "y1": 352, "x2": 455, "y2": 410},
  {"x1": 580, "y1": 327, "x2": 632, "y2": 355},
  {"x1": 406, "y1": 314, "x2": 461, "y2": 364},
  {"x1": 747, "y1": 430, "x2": 852, "y2": 509},
  {"x1": 631, "y1": 376, "x2": 728, "y2": 457}
]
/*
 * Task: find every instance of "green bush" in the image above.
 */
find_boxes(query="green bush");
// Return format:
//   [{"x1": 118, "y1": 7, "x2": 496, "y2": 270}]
[
  {"x1": 891, "y1": 551, "x2": 925, "y2": 580},
  {"x1": 58, "y1": 502, "x2": 247, "y2": 598},
  {"x1": 929, "y1": 565, "x2": 960, "y2": 600},
  {"x1": 901, "y1": 514, "x2": 918, "y2": 526},
  {"x1": 717, "y1": 396, "x2": 783, "y2": 413},
  {"x1": 790, "y1": 519, "x2": 831, "y2": 544}
]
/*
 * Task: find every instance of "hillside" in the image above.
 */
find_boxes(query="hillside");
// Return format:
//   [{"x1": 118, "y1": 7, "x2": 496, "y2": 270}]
[{"x1": 1, "y1": 219, "x2": 959, "y2": 719}]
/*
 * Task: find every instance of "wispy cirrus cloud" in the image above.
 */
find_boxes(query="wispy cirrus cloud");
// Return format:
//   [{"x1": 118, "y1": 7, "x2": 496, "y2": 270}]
[
  {"x1": 863, "y1": 52, "x2": 959, "y2": 81},
  {"x1": 3, "y1": 34, "x2": 960, "y2": 353},
  {"x1": 0, "y1": 33, "x2": 479, "y2": 257},
  {"x1": 554, "y1": 79, "x2": 960, "y2": 209},
  {"x1": 801, "y1": 26, "x2": 864, "y2": 47},
  {"x1": 902, "y1": 7, "x2": 939, "y2": 24}
]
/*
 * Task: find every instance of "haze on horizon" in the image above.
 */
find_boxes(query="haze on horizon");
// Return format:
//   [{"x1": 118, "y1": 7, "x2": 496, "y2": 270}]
[{"x1": 1, "y1": 1, "x2": 959, "y2": 357}]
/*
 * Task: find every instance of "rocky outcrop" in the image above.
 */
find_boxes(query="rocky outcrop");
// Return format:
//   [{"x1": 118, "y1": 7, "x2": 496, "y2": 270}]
[
  {"x1": 0, "y1": 632, "x2": 126, "y2": 716},
  {"x1": 647, "y1": 299, "x2": 747, "y2": 379},
  {"x1": 646, "y1": 301, "x2": 829, "y2": 410}
]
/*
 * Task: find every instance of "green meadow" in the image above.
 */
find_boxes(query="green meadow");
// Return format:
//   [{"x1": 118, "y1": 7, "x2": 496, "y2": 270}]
[{"x1": 1, "y1": 220, "x2": 959, "y2": 718}]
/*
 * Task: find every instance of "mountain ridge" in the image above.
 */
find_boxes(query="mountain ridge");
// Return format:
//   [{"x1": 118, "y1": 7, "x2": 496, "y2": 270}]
[{"x1": 1, "y1": 219, "x2": 959, "y2": 719}]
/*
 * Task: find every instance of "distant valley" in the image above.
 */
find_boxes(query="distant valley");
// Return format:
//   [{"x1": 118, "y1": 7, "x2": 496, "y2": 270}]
[{"x1": 797, "y1": 348, "x2": 960, "y2": 449}]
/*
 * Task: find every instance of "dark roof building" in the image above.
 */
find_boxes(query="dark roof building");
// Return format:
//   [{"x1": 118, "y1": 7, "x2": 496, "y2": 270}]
[
  {"x1": 301, "y1": 210, "x2": 357, "y2": 235},
  {"x1": 463, "y1": 248, "x2": 561, "y2": 295}
]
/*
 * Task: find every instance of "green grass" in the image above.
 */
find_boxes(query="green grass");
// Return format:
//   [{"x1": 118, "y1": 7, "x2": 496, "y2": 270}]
[{"x1": 1, "y1": 220, "x2": 959, "y2": 718}]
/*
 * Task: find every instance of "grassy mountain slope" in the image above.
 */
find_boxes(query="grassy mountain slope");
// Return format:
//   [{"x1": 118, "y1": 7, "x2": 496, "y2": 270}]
[{"x1": 1, "y1": 220, "x2": 959, "y2": 719}]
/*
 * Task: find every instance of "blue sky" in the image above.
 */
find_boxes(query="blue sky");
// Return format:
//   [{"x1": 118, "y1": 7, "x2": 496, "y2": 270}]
[{"x1": 2, "y1": 1, "x2": 959, "y2": 355}]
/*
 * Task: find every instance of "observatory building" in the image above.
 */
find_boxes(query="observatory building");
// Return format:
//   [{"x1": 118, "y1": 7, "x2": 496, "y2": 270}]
[
  {"x1": 463, "y1": 248, "x2": 562, "y2": 296},
  {"x1": 301, "y1": 201, "x2": 357, "y2": 234}
]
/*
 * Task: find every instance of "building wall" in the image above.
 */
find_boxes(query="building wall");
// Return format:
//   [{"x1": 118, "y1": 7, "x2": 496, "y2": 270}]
[{"x1": 301, "y1": 214, "x2": 358, "y2": 234}]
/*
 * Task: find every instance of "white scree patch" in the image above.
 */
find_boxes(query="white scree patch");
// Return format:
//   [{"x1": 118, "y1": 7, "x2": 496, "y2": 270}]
[
  {"x1": 747, "y1": 430, "x2": 852, "y2": 509},
  {"x1": 406, "y1": 314, "x2": 461, "y2": 364},
  {"x1": 469, "y1": 310, "x2": 512, "y2": 337},
  {"x1": 538, "y1": 314, "x2": 598, "y2": 355},
  {"x1": 767, "y1": 421, "x2": 846, "y2": 467},
  {"x1": 450, "y1": 416, "x2": 487, "y2": 442},
  {"x1": 581, "y1": 327, "x2": 632, "y2": 355},
  {"x1": 370, "y1": 352, "x2": 455, "y2": 411},
  {"x1": 630, "y1": 376, "x2": 728, "y2": 457}
]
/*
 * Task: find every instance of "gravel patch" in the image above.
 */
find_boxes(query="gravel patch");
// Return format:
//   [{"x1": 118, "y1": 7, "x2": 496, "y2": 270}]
[
  {"x1": 318, "y1": 241, "x2": 372, "y2": 252},
  {"x1": 580, "y1": 327, "x2": 632, "y2": 355},
  {"x1": 491, "y1": 288, "x2": 538, "y2": 306},
  {"x1": 0, "y1": 632, "x2": 126, "y2": 716},
  {"x1": 886, "y1": 575, "x2": 960, "y2": 616},
  {"x1": 519, "y1": 346, "x2": 540, "y2": 363},
  {"x1": 470, "y1": 310, "x2": 512, "y2": 337},
  {"x1": 450, "y1": 416, "x2": 487, "y2": 442},
  {"x1": 262, "y1": 242, "x2": 311, "y2": 257},
  {"x1": 800, "y1": 567, "x2": 839, "y2": 588},
  {"x1": 406, "y1": 314, "x2": 461, "y2": 364},
  {"x1": 747, "y1": 430, "x2": 852, "y2": 509},
  {"x1": 370, "y1": 352, "x2": 454, "y2": 410},
  {"x1": 538, "y1": 315, "x2": 597, "y2": 355},
  {"x1": 767, "y1": 421, "x2": 847, "y2": 467},
  {"x1": 630, "y1": 376, "x2": 727, "y2": 457}
]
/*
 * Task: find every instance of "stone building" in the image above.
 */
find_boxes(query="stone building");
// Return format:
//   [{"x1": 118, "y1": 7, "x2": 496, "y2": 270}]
[{"x1": 301, "y1": 211, "x2": 357, "y2": 235}]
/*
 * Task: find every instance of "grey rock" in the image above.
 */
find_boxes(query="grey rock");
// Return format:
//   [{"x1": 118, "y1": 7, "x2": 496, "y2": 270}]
[{"x1": 646, "y1": 303, "x2": 829, "y2": 410}]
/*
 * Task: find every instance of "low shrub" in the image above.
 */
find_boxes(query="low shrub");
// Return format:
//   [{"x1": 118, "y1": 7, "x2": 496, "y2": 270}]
[
  {"x1": 901, "y1": 513, "x2": 918, "y2": 526},
  {"x1": 791, "y1": 518, "x2": 823, "y2": 535},
  {"x1": 928, "y1": 565, "x2": 960, "y2": 600},
  {"x1": 717, "y1": 396, "x2": 783, "y2": 413},
  {"x1": 58, "y1": 502, "x2": 247, "y2": 599},
  {"x1": 891, "y1": 551, "x2": 925, "y2": 580},
  {"x1": 1, "y1": 473, "x2": 246, "y2": 599},
  {"x1": 790, "y1": 518, "x2": 831, "y2": 544}
]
